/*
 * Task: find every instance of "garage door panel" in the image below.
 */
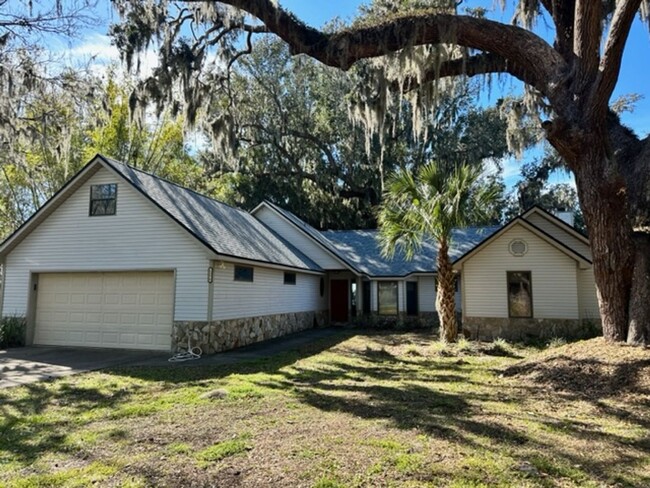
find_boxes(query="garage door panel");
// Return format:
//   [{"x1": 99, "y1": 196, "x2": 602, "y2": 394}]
[
  {"x1": 69, "y1": 312, "x2": 85, "y2": 323},
  {"x1": 35, "y1": 271, "x2": 173, "y2": 351}
]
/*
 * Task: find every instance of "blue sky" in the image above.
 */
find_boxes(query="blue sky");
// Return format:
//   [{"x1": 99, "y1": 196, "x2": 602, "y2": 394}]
[
  {"x1": 278, "y1": 1, "x2": 650, "y2": 189},
  {"x1": 61, "y1": 1, "x2": 649, "y2": 189}
]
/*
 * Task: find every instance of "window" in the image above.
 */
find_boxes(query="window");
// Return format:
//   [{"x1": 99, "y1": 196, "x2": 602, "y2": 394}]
[
  {"x1": 284, "y1": 272, "x2": 296, "y2": 285},
  {"x1": 507, "y1": 272, "x2": 532, "y2": 318},
  {"x1": 320, "y1": 278, "x2": 325, "y2": 297},
  {"x1": 89, "y1": 184, "x2": 117, "y2": 216},
  {"x1": 234, "y1": 265, "x2": 254, "y2": 282},
  {"x1": 378, "y1": 281, "x2": 398, "y2": 315}
]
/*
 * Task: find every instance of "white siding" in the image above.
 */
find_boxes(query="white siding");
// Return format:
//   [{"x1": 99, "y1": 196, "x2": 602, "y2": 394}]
[
  {"x1": 212, "y1": 262, "x2": 327, "y2": 320},
  {"x1": 578, "y1": 268, "x2": 601, "y2": 320},
  {"x1": 2, "y1": 167, "x2": 210, "y2": 322},
  {"x1": 254, "y1": 206, "x2": 345, "y2": 269},
  {"x1": 463, "y1": 224, "x2": 580, "y2": 319},
  {"x1": 525, "y1": 212, "x2": 592, "y2": 259},
  {"x1": 418, "y1": 276, "x2": 436, "y2": 312}
]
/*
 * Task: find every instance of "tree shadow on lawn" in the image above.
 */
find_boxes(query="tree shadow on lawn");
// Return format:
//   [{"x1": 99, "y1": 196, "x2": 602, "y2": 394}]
[
  {"x1": 0, "y1": 330, "x2": 353, "y2": 466},
  {"x1": 259, "y1": 340, "x2": 650, "y2": 485},
  {"x1": 0, "y1": 380, "x2": 141, "y2": 465}
]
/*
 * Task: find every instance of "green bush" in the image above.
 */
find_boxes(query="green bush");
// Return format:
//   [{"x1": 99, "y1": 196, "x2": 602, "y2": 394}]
[{"x1": 0, "y1": 316, "x2": 26, "y2": 348}]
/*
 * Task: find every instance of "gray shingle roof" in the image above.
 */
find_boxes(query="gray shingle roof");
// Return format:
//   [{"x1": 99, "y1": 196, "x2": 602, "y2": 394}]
[
  {"x1": 101, "y1": 156, "x2": 321, "y2": 272},
  {"x1": 322, "y1": 227, "x2": 500, "y2": 277}
]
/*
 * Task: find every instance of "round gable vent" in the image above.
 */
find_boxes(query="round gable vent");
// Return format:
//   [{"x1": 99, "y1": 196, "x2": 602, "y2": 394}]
[{"x1": 509, "y1": 239, "x2": 528, "y2": 257}]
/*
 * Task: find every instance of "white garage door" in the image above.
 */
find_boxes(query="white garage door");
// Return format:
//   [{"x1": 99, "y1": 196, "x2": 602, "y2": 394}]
[{"x1": 35, "y1": 271, "x2": 174, "y2": 351}]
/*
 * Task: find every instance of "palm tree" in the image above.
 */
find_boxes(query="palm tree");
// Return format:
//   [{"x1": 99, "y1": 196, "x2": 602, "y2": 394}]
[{"x1": 378, "y1": 162, "x2": 498, "y2": 343}]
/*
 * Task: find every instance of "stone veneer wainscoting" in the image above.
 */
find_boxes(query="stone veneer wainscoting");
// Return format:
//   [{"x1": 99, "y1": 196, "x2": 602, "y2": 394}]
[
  {"x1": 172, "y1": 310, "x2": 329, "y2": 354},
  {"x1": 463, "y1": 317, "x2": 602, "y2": 342}
]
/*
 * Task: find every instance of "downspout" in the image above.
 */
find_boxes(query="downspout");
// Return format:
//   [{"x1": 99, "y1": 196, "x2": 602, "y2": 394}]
[
  {"x1": 207, "y1": 261, "x2": 215, "y2": 323},
  {"x1": 207, "y1": 261, "x2": 215, "y2": 353},
  {"x1": 461, "y1": 265, "x2": 467, "y2": 331},
  {"x1": 0, "y1": 257, "x2": 5, "y2": 318}
]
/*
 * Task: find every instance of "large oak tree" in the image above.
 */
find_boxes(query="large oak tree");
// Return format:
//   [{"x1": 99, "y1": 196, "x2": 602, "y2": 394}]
[{"x1": 112, "y1": 0, "x2": 650, "y2": 345}]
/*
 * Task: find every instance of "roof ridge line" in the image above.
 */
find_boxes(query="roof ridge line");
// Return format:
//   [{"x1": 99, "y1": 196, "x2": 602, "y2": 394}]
[{"x1": 98, "y1": 154, "x2": 250, "y2": 216}]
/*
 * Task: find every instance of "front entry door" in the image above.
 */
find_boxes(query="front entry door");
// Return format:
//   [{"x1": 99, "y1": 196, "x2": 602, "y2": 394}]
[{"x1": 330, "y1": 279, "x2": 349, "y2": 322}]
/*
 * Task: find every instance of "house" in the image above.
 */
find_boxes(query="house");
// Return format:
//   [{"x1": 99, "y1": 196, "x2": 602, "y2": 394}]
[{"x1": 0, "y1": 155, "x2": 601, "y2": 353}]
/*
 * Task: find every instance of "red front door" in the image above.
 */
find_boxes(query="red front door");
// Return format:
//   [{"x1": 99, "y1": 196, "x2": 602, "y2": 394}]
[{"x1": 330, "y1": 279, "x2": 349, "y2": 322}]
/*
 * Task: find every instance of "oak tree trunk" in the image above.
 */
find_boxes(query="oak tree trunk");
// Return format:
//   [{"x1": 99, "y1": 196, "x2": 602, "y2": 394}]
[
  {"x1": 627, "y1": 232, "x2": 650, "y2": 344},
  {"x1": 436, "y1": 238, "x2": 458, "y2": 343},
  {"x1": 572, "y1": 143, "x2": 635, "y2": 342}
]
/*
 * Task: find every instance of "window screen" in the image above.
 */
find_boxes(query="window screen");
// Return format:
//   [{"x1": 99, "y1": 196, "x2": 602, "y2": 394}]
[
  {"x1": 507, "y1": 271, "x2": 532, "y2": 318},
  {"x1": 378, "y1": 281, "x2": 398, "y2": 315}
]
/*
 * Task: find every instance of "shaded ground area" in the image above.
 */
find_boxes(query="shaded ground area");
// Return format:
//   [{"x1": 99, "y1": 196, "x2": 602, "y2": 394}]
[{"x1": 1, "y1": 331, "x2": 648, "y2": 487}]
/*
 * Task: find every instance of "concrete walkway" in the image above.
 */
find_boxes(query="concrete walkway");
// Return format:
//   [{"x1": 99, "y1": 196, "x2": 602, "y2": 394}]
[{"x1": 0, "y1": 327, "x2": 347, "y2": 388}]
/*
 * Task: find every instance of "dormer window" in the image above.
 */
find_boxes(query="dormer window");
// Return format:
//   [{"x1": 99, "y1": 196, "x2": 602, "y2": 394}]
[{"x1": 89, "y1": 184, "x2": 117, "y2": 216}]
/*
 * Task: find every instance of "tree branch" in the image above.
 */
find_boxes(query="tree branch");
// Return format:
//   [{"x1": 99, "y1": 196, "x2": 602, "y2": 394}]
[
  {"x1": 573, "y1": 0, "x2": 602, "y2": 93},
  {"x1": 593, "y1": 0, "x2": 642, "y2": 116},
  {"x1": 215, "y1": 0, "x2": 567, "y2": 98},
  {"x1": 543, "y1": 0, "x2": 575, "y2": 60},
  {"x1": 397, "y1": 52, "x2": 543, "y2": 93}
]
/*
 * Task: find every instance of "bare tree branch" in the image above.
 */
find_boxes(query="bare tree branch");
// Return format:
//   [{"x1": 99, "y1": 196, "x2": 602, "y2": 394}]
[
  {"x1": 593, "y1": 0, "x2": 643, "y2": 116},
  {"x1": 573, "y1": 0, "x2": 603, "y2": 94},
  {"x1": 397, "y1": 52, "x2": 536, "y2": 92}
]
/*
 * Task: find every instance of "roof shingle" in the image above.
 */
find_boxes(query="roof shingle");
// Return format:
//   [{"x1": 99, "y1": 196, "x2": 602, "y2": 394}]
[{"x1": 102, "y1": 157, "x2": 321, "y2": 272}]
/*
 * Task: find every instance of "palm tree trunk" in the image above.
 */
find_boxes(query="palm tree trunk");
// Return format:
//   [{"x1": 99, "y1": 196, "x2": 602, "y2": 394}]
[{"x1": 436, "y1": 238, "x2": 457, "y2": 342}]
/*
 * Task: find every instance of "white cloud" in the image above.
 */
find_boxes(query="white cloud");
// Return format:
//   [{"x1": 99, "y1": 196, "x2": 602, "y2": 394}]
[
  {"x1": 67, "y1": 32, "x2": 120, "y2": 62},
  {"x1": 54, "y1": 33, "x2": 159, "y2": 79}
]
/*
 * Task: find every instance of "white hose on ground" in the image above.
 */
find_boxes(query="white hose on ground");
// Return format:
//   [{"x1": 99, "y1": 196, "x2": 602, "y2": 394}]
[{"x1": 168, "y1": 329, "x2": 203, "y2": 362}]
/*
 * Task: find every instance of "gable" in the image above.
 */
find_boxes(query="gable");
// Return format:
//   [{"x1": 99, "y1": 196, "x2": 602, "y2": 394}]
[
  {"x1": 453, "y1": 216, "x2": 590, "y2": 270},
  {"x1": 3, "y1": 167, "x2": 212, "y2": 321},
  {"x1": 8, "y1": 166, "x2": 211, "y2": 259},
  {"x1": 253, "y1": 204, "x2": 350, "y2": 270},
  {"x1": 1, "y1": 156, "x2": 322, "y2": 273},
  {"x1": 462, "y1": 223, "x2": 580, "y2": 320},
  {"x1": 523, "y1": 209, "x2": 591, "y2": 259}
]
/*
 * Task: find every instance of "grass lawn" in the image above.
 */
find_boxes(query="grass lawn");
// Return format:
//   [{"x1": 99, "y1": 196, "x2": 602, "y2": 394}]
[{"x1": 1, "y1": 330, "x2": 649, "y2": 487}]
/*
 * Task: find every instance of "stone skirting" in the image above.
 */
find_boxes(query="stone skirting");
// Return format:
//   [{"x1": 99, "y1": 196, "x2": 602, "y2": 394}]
[
  {"x1": 172, "y1": 310, "x2": 329, "y2": 354},
  {"x1": 351, "y1": 312, "x2": 440, "y2": 329},
  {"x1": 463, "y1": 316, "x2": 602, "y2": 342}
]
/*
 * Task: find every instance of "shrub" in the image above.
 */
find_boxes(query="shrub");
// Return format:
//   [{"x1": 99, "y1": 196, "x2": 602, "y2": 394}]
[{"x1": 0, "y1": 316, "x2": 26, "y2": 348}]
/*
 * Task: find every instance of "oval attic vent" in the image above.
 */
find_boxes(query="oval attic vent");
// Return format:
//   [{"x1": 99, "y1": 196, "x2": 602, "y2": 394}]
[{"x1": 509, "y1": 239, "x2": 528, "y2": 256}]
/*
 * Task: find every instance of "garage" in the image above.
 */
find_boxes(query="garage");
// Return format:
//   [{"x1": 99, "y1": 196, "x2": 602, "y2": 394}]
[{"x1": 34, "y1": 271, "x2": 174, "y2": 351}]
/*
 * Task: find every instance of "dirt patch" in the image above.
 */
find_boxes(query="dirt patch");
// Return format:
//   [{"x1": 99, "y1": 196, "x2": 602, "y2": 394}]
[{"x1": 503, "y1": 338, "x2": 650, "y2": 398}]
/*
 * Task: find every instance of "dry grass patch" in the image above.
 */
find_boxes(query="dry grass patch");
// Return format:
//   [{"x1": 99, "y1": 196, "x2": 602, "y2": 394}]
[{"x1": 1, "y1": 331, "x2": 648, "y2": 487}]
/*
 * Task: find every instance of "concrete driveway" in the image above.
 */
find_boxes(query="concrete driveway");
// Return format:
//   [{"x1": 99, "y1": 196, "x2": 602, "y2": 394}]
[
  {"x1": 0, "y1": 328, "x2": 349, "y2": 389},
  {"x1": 0, "y1": 347, "x2": 167, "y2": 388}
]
